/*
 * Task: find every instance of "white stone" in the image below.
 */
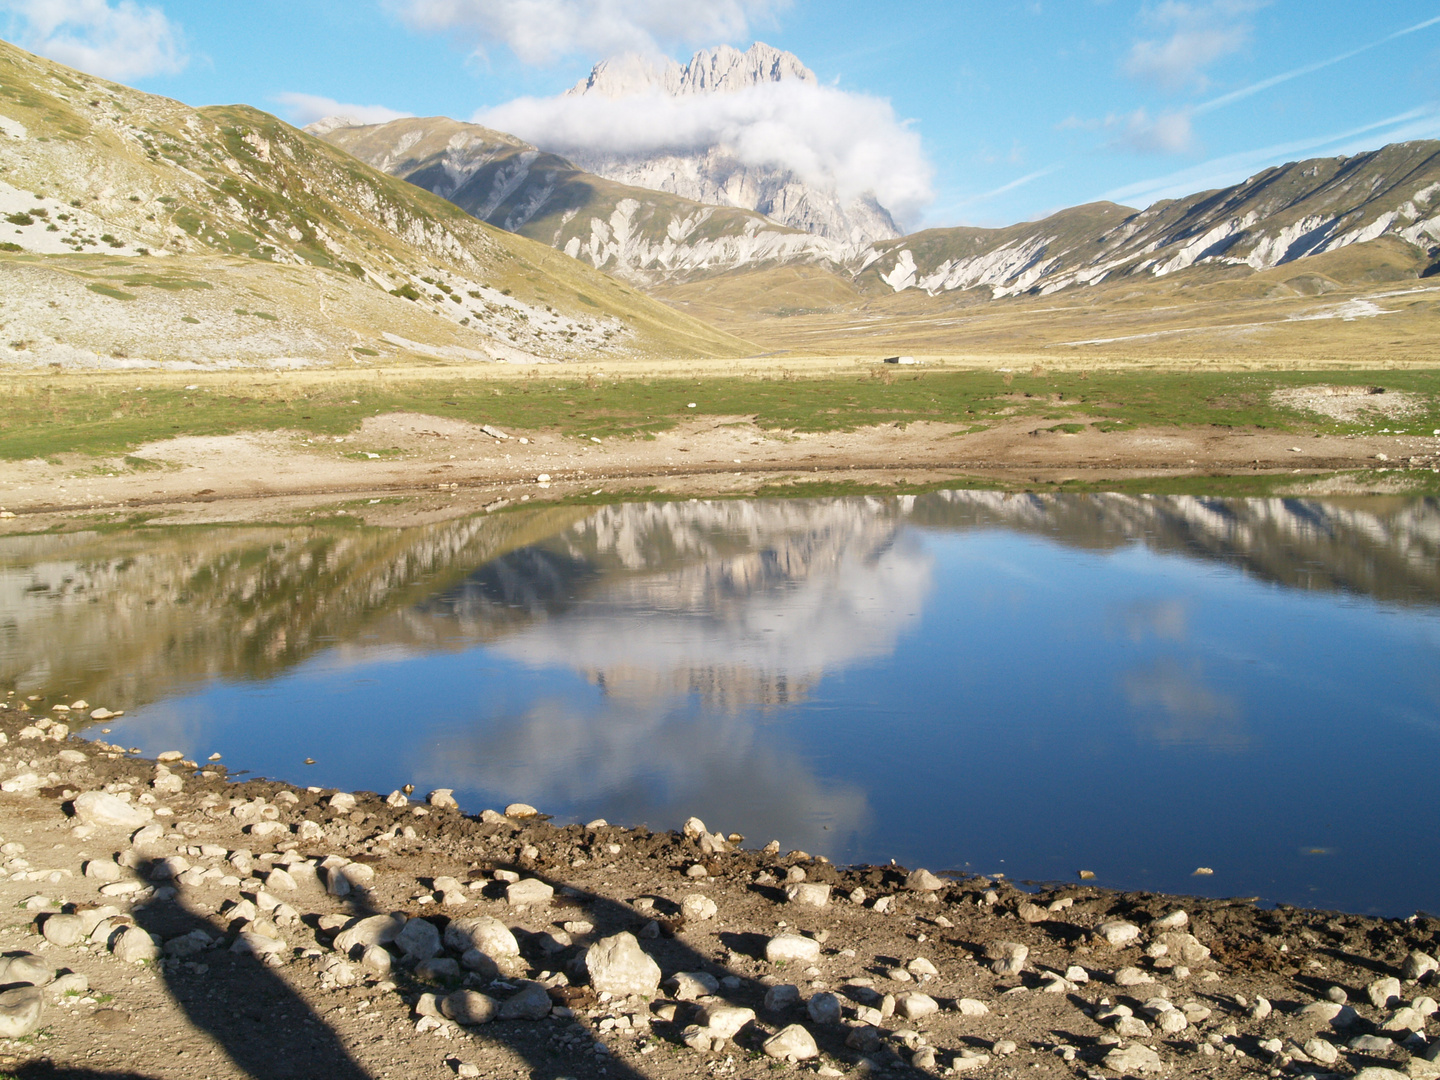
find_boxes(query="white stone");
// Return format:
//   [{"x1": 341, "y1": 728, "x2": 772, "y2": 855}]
[
  {"x1": 666, "y1": 971, "x2": 720, "y2": 1000},
  {"x1": 955, "y1": 998, "x2": 989, "y2": 1016},
  {"x1": 905, "y1": 868, "x2": 945, "y2": 891},
  {"x1": 504, "y1": 803, "x2": 539, "y2": 818},
  {"x1": 445, "y1": 917, "x2": 519, "y2": 962},
  {"x1": 506, "y1": 878, "x2": 554, "y2": 907},
  {"x1": 681, "y1": 893, "x2": 718, "y2": 921},
  {"x1": 333, "y1": 913, "x2": 407, "y2": 956},
  {"x1": 396, "y1": 917, "x2": 442, "y2": 961},
  {"x1": 73, "y1": 791, "x2": 153, "y2": 829},
  {"x1": 785, "y1": 882, "x2": 831, "y2": 907},
  {"x1": 1403, "y1": 951, "x2": 1439, "y2": 982},
  {"x1": 1096, "y1": 920, "x2": 1140, "y2": 947},
  {"x1": 1369, "y1": 977, "x2": 1404, "y2": 1009},
  {"x1": 427, "y1": 789, "x2": 458, "y2": 810},
  {"x1": 696, "y1": 1004, "x2": 755, "y2": 1039},
  {"x1": 895, "y1": 992, "x2": 939, "y2": 1020},
  {"x1": 585, "y1": 932, "x2": 661, "y2": 996},
  {"x1": 111, "y1": 926, "x2": 161, "y2": 963},
  {"x1": 765, "y1": 934, "x2": 821, "y2": 964},
  {"x1": 1103, "y1": 1043, "x2": 1162, "y2": 1074},
  {"x1": 0, "y1": 987, "x2": 43, "y2": 1038},
  {"x1": 989, "y1": 942, "x2": 1028, "y2": 975},
  {"x1": 763, "y1": 1023, "x2": 818, "y2": 1061}
]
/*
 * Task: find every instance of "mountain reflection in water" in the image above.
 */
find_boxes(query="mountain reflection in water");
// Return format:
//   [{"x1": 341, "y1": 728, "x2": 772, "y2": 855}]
[{"x1": 2, "y1": 492, "x2": 1437, "y2": 913}]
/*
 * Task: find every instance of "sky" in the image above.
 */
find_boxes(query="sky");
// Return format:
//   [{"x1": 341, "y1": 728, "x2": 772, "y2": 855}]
[{"x1": 2, "y1": 0, "x2": 1440, "y2": 231}]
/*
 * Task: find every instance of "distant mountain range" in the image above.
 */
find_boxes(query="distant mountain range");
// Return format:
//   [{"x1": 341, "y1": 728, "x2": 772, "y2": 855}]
[{"x1": 318, "y1": 102, "x2": 1440, "y2": 303}]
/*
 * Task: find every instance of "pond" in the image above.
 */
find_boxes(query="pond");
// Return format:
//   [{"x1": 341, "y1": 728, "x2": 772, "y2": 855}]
[{"x1": 2, "y1": 492, "x2": 1438, "y2": 916}]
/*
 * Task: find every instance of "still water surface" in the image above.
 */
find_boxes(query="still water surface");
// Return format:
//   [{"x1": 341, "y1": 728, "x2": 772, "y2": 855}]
[{"x1": 3, "y1": 492, "x2": 1438, "y2": 915}]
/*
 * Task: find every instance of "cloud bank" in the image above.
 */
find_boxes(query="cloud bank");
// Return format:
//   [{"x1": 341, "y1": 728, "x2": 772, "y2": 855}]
[
  {"x1": 274, "y1": 93, "x2": 415, "y2": 129},
  {"x1": 477, "y1": 79, "x2": 934, "y2": 226},
  {"x1": 387, "y1": 0, "x2": 787, "y2": 65},
  {"x1": 0, "y1": 0, "x2": 187, "y2": 80}
]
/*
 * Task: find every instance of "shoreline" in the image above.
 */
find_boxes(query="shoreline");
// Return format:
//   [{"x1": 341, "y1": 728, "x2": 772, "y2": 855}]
[{"x1": 0, "y1": 705, "x2": 1436, "y2": 1078}]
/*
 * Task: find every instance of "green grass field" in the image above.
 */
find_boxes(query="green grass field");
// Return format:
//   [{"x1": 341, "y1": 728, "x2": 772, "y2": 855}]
[{"x1": 3, "y1": 367, "x2": 1438, "y2": 461}]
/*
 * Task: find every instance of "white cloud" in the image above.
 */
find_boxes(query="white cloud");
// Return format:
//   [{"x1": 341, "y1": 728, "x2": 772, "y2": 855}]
[
  {"x1": 478, "y1": 78, "x2": 933, "y2": 226},
  {"x1": 1124, "y1": 0, "x2": 1265, "y2": 93},
  {"x1": 1114, "y1": 107, "x2": 1196, "y2": 154},
  {"x1": 273, "y1": 93, "x2": 415, "y2": 129},
  {"x1": 0, "y1": 0, "x2": 186, "y2": 80},
  {"x1": 387, "y1": 0, "x2": 788, "y2": 65}
]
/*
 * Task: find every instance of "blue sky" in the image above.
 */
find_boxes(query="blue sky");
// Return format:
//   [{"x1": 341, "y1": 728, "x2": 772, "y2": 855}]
[{"x1": 4, "y1": 1, "x2": 1440, "y2": 230}]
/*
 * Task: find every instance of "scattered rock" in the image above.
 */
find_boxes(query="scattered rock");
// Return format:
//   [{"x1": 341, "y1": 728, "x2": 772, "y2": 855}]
[
  {"x1": 763, "y1": 1023, "x2": 818, "y2": 1061},
  {"x1": 906, "y1": 868, "x2": 945, "y2": 891},
  {"x1": 0, "y1": 987, "x2": 43, "y2": 1038},
  {"x1": 41, "y1": 913, "x2": 83, "y2": 947},
  {"x1": 764, "y1": 983, "x2": 801, "y2": 1012},
  {"x1": 1369, "y1": 976, "x2": 1404, "y2": 1009},
  {"x1": 681, "y1": 893, "x2": 718, "y2": 921},
  {"x1": 396, "y1": 917, "x2": 442, "y2": 961},
  {"x1": 987, "y1": 942, "x2": 1028, "y2": 975},
  {"x1": 1103, "y1": 1043, "x2": 1163, "y2": 1074},
  {"x1": 441, "y1": 990, "x2": 497, "y2": 1026},
  {"x1": 505, "y1": 878, "x2": 553, "y2": 907},
  {"x1": 1404, "y1": 951, "x2": 1440, "y2": 983},
  {"x1": 427, "y1": 789, "x2": 458, "y2": 810},
  {"x1": 765, "y1": 934, "x2": 821, "y2": 964},
  {"x1": 111, "y1": 926, "x2": 161, "y2": 963},
  {"x1": 504, "y1": 803, "x2": 539, "y2": 818},
  {"x1": 496, "y1": 982, "x2": 551, "y2": 1021},
  {"x1": 667, "y1": 971, "x2": 720, "y2": 1001},
  {"x1": 584, "y1": 932, "x2": 661, "y2": 996},
  {"x1": 334, "y1": 913, "x2": 407, "y2": 956},
  {"x1": 72, "y1": 791, "x2": 153, "y2": 829},
  {"x1": 695, "y1": 1004, "x2": 755, "y2": 1040},
  {"x1": 896, "y1": 992, "x2": 939, "y2": 1020},
  {"x1": 785, "y1": 882, "x2": 831, "y2": 907},
  {"x1": 1096, "y1": 920, "x2": 1141, "y2": 947},
  {"x1": 806, "y1": 992, "x2": 842, "y2": 1024}
]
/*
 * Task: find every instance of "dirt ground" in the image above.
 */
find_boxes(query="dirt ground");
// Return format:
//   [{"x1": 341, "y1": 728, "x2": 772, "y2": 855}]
[
  {"x1": 2, "y1": 412, "x2": 1437, "y2": 530},
  {"x1": 0, "y1": 703, "x2": 1437, "y2": 1080}
]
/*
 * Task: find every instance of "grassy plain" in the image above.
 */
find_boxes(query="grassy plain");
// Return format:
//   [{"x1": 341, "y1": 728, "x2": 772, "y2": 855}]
[{"x1": 4, "y1": 364, "x2": 1438, "y2": 462}]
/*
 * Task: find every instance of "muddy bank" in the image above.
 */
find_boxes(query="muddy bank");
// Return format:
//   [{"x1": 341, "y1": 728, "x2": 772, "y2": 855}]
[
  {"x1": 0, "y1": 701, "x2": 1436, "y2": 1080},
  {"x1": 3, "y1": 415, "x2": 1438, "y2": 530}
]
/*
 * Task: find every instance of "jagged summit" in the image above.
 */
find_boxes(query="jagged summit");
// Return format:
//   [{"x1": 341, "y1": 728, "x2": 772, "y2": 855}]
[
  {"x1": 567, "y1": 42, "x2": 816, "y2": 98},
  {"x1": 553, "y1": 42, "x2": 898, "y2": 244}
]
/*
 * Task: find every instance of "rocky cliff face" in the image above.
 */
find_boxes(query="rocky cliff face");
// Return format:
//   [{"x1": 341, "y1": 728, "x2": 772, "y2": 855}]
[
  {"x1": 318, "y1": 116, "x2": 854, "y2": 285},
  {"x1": 563, "y1": 43, "x2": 900, "y2": 245}
]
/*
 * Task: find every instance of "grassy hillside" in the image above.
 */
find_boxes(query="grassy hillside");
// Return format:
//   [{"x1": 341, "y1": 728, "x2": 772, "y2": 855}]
[{"x1": 0, "y1": 40, "x2": 752, "y2": 368}]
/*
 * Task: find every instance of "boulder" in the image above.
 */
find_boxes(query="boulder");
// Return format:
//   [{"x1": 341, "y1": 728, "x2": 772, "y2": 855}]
[
  {"x1": 0, "y1": 987, "x2": 43, "y2": 1038},
  {"x1": 72, "y1": 792, "x2": 153, "y2": 829},
  {"x1": 441, "y1": 990, "x2": 497, "y2": 1026},
  {"x1": 584, "y1": 932, "x2": 661, "y2": 996},
  {"x1": 763, "y1": 1024, "x2": 818, "y2": 1061}
]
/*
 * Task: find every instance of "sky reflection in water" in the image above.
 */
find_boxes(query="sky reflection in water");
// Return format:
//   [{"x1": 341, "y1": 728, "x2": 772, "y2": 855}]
[{"x1": 5, "y1": 492, "x2": 1438, "y2": 915}]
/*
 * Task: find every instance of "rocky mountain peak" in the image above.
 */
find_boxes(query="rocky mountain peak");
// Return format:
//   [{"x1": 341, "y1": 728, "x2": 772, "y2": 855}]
[{"x1": 567, "y1": 41, "x2": 815, "y2": 99}]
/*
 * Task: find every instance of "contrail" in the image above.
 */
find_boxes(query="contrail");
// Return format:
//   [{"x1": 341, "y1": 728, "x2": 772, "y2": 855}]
[{"x1": 1195, "y1": 14, "x2": 1440, "y2": 115}]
